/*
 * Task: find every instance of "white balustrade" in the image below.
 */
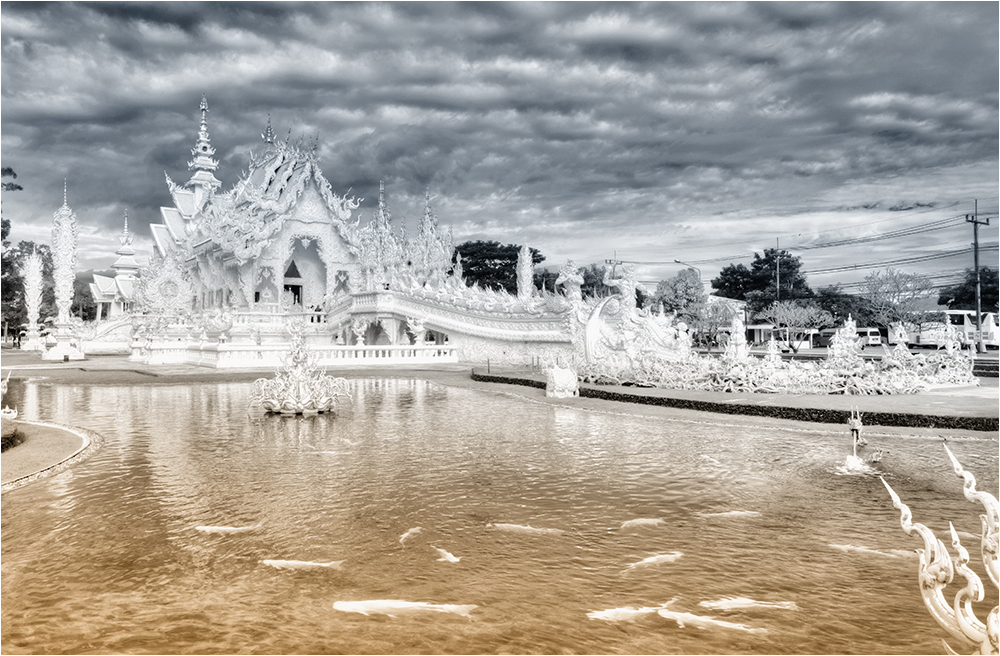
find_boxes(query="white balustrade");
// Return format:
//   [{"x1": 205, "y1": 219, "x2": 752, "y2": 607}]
[{"x1": 141, "y1": 342, "x2": 458, "y2": 368}]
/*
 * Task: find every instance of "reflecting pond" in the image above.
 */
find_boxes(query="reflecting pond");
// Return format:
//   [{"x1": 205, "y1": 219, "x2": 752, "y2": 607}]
[{"x1": 2, "y1": 378, "x2": 997, "y2": 654}]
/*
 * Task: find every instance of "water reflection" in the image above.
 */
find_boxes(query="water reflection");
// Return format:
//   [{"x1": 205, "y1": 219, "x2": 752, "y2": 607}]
[{"x1": 2, "y1": 378, "x2": 997, "y2": 655}]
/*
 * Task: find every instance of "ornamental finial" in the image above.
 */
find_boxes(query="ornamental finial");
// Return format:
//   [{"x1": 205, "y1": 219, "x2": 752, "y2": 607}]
[
  {"x1": 262, "y1": 114, "x2": 276, "y2": 144},
  {"x1": 63, "y1": 179, "x2": 68, "y2": 207},
  {"x1": 200, "y1": 94, "x2": 208, "y2": 118},
  {"x1": 119, "y1": 208, "x2": 134, "y2": 247}
]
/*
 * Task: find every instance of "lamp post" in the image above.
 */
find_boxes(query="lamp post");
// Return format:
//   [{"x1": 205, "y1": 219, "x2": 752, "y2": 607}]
[{"x1": 674, "y1": 259, "x2": 702, "y2": 281}]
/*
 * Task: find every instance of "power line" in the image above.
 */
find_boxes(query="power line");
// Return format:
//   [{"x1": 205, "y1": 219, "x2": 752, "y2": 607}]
[{"x1": 803, "y1": 244, "x2": 998, "y2": 275}]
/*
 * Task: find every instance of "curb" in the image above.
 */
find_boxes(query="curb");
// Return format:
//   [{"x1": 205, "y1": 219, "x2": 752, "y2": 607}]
[
  {"x1": 1, "y1": 421, "x2": 106, "y2": 493},
  {"x1": 470, "y1": 370, "x2": 999, "y2": 432}
]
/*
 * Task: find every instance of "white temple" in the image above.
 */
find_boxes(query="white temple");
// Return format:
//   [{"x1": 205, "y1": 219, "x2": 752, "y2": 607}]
[{"x1": 132, "y1": 97, "x2": 577, "y2": 367}]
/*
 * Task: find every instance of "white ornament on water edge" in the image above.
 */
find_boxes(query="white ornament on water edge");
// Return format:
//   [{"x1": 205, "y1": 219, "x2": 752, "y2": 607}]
[{"x1": 881, "y1": 446, "x2": 999, "y2": 655}]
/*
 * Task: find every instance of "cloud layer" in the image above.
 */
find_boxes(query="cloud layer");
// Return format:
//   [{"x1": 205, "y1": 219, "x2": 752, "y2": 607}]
[{"x1": 2, "y1": 1, "x2": 997, "y2": 287}]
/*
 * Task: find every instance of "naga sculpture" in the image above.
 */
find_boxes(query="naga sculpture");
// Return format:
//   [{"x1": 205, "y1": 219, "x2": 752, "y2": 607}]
[
  {"x1": 1, "y1": 370, "x2": 17, "y2": 422},
  {"x1": 249, "y1": 321, "x2": 351, "y2": 415},
  {"x1": 881, "y1": 446, "x2": 999, "y2": 655}
]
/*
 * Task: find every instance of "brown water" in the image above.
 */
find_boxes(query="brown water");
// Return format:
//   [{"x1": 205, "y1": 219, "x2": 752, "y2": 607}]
[{"x1": 1, "y1": 378, "x2": 997, "y2": 655}]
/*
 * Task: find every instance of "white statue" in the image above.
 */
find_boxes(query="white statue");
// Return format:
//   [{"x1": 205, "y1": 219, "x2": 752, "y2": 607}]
[
  {"x1": 603, "y1": 264, "x2": 644, "y2": 311},
  {"x1": 545, "y1": 364, "x2": 579, "y2": 398},
  {"x1": 555, "y1": 260, "x2": 584, "y2": 303}
]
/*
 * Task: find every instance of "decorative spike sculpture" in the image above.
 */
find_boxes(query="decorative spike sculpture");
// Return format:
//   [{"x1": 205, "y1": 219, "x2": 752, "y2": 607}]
[
  {"x1": 881, "y1": 445, "x2": 999, "y2": 655},
  {"x1": 516, "y1": 244, "x2": 533, "y2": 301},
  {"x1": 20, "y1": 248, "x2": 45, "y2": 351},
  {"x1": 42, "y1": 187, "x2": 85, "y2": 361}
]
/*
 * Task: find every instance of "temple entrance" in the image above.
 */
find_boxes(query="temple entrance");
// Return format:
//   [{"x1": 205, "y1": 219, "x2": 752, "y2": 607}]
[
  {"x1": 283, "y1": 284, "x2": 302, "y2": 306},
  {"x1": 282, "y1": 240, "x2": 326, "y2": 311}
]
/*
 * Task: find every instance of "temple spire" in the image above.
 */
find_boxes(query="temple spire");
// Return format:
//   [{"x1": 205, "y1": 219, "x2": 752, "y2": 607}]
[
  {"x1": 62, "y1": 179, "x2": 68, "y2": 207},
  {"x1": 375, "y1": 180, "x2": 388, "y2": 220},
  {"x1": 186, "y1": 95, "x2": 222, "y2": 195},
  {"x1": 261, "y1": 114, "x2": 276, "y2": 144},
  {"x1": 111, "y1": 208, "x2": 140, "y2": 280},
  {"x1": 119, "y1": 208, "x2": 134, "y2": 248}
]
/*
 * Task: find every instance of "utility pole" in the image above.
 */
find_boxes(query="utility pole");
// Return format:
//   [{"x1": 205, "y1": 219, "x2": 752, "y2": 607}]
[
  {"x1": 966, "y1": 200, "x2": 990, "y2": 353},
  {"x1": 775, "y1": 238, "x2": 780, "y2": 301}
]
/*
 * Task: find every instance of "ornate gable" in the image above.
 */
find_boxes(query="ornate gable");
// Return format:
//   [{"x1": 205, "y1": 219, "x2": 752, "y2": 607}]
[{"x1": 199, "y1": 137, "x2": 361, "y2": 265}]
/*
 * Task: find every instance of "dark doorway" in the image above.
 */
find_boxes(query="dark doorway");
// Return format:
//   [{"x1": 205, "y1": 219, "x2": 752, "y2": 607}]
[{"x1": 283, "y1": 284, "x2": 302, "y2": 306}]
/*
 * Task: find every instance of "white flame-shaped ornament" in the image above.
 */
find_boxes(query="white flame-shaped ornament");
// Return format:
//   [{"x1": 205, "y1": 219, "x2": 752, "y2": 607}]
[{"x1": 881, "y1": 445, "x2": 998, "y2": 654}]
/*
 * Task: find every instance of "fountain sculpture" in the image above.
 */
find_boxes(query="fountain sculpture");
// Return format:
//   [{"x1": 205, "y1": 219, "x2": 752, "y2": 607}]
[
  {"x1": 881, "y1": 446, "x2": 999, "y2": 655},
  {"x1": 248, "y1": 321, "x2": 351, "y2": 415}
]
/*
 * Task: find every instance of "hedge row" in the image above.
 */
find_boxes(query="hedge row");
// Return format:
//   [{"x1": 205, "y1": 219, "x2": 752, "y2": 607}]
[{"x1": 470, "y1": 370, "x2": 998, "y2": 432}]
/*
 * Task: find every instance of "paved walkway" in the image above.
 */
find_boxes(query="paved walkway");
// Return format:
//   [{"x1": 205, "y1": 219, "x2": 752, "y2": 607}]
[{"x1": 2, "y1": 348, "x2": 997, "y2": 490}]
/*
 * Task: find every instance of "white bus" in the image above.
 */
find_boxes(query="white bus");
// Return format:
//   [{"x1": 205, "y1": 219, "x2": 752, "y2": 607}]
[{"x1": 891, "y1": 310, "x2": 999, "y2": 349}]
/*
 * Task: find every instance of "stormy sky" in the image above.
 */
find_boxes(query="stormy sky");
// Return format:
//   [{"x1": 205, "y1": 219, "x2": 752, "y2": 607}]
[{"x1": 2, "y1": 1, "x2": 997, "y2": 291}]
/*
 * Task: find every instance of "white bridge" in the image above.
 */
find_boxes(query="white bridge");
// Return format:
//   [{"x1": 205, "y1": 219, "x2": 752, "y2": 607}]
[{"x1": 125, "y1": 288, "x2": 575, "y2": 368}]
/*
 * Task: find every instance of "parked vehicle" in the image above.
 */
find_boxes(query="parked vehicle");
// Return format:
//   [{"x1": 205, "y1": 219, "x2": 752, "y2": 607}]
[
  {"x1": 817, "y1": 326, "x2": 881, "y2": 349},
  {"x1": 888, "y1": 310, "x2": 998, "y2": 349}
]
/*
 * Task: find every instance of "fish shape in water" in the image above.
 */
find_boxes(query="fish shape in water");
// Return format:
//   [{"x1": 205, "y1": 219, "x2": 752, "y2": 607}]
[
  {"x1": 829, "y1": 543, "x2": 913, "y2": 558},
  {"x1": 587, "y1": 605, "x2": 666, "y2": 621},
  {"x1": 433, "y1": 547, "x2": 461, "y2": 563},
  {"x1": 332, "y1": 599, "x2": 477, "y2": 617},
  {"x1": 488, "y1": 523, "x2": 564, "y2": 535},
  {"x1": 194, "y1": 524, "x2": 259, "y2": 535},
  {"x1": 619, "y1": 518, "x2": 665, "y2": 529},
  {"x1": 698, "y1": 597, "x2": 798, "y2": 611},
  {"x1": 261, "y1": 559, "x2": 343, "y2": 570},
  {"x1": 399, "y1": 527, "x2": 422, "y2": 545},
  {"x1": 657, "y1": 608, "x2": 767, "y2": 634},
  {"x1": 627, "y1": 552, "x2": 683, "y2": 569}
]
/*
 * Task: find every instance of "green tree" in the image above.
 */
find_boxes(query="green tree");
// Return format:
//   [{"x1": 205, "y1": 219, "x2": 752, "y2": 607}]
[
  {"x1": 653, "y1": 268, "x2": 706, "y2": 321},
  {"x1": 2, "y1": 242, "x2": 56, "y2": 333},
  {"x1": 2, "y1": 168, "x2": 27, "y2": 337},
  {"x1": 1, "y1": 167, "x2": 22, "y2": 192},
  {"x1": 710, "y1": 262, "x2": 754, "y2": 300},
  {"x1": 756, "y1": 300, "x2": 834, "y2": 353},
  {"x1": 72, "y1": 276, "x2": 98, "y2": 321},
  {"x1": 814, "y1": 285, "x2": 874, "y2": 326},
  {"x1": 454, "y1": 240, "x2": 544, "y2": 294},
  {"x1": 712, "y1": 248, "x2": 812, "y2": 315},
  {"x1": 578, "y1": 263, "x2": 614, "y2": 299},
  {"x1": 937, "y1": 267, "x2": 999, "y2": 314},
  {"x1": 533, "y1": 268, "x2": 559, "y2": 294}
]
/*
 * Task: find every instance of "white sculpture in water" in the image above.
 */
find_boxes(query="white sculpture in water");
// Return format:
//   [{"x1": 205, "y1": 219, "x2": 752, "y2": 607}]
[
  {"x1": 881, "y1": 446, "x2": 998, "y2": 655},
  {"x1": 42, "y1": 184, "x2": 85, "y2": 361},
  {"x1": 249, "y1": 321, "x2": 351, "y2": 415}
]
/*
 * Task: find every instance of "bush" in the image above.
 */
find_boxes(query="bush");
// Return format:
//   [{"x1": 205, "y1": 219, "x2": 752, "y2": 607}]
[{"x1": 0, "y1": 426, "x2": 24, "y2": 452}]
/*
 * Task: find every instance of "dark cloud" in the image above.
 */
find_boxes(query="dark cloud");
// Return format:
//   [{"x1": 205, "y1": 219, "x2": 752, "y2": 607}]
[{"x1": 1, "y1": 1, "x2": 996, "y2": 284}]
